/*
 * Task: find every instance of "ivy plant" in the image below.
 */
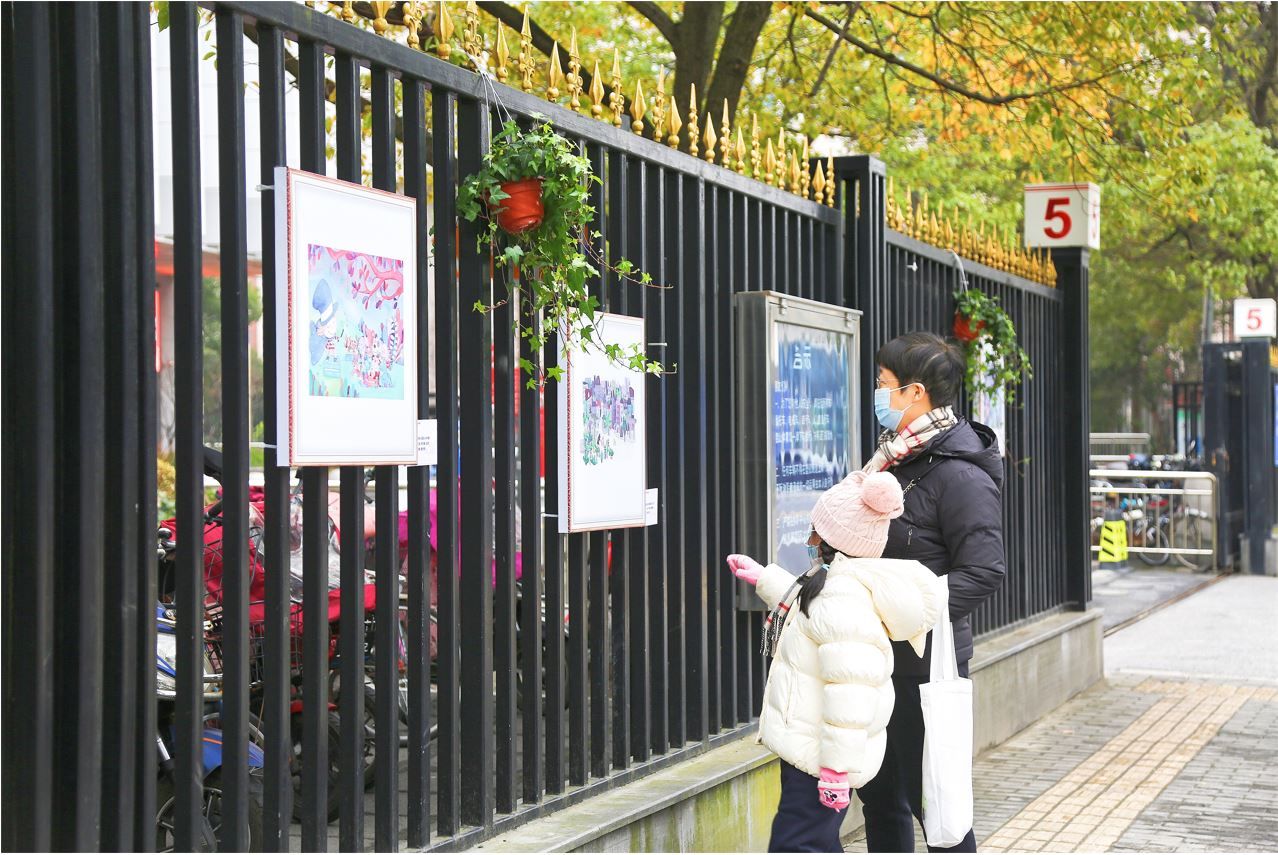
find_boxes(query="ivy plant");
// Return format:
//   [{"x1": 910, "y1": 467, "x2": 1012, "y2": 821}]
[
  {"x1": 952, "y1": 288, "x2": 1032, "y2": 401},
  {"x1": 457, "y1": 119, "x2": 665, "y2": 388}
]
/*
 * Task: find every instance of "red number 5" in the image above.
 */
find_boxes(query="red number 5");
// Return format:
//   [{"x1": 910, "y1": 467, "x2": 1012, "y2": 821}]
[
  {"x1": 1247, "y1": 308, "x2": 1263, "y2": 330},
  {"x1": 1044, "y1": 197, "x2": 1072, "y2": 239}
]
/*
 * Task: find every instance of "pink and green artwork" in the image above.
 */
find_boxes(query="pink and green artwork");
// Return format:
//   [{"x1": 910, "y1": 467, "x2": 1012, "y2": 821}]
[
  {"x1": 581, "y1": 375, "x2": 637, "y2": 466},
  {"x1": 307, "y1": 243, "x2": 406, "y2": 400}
]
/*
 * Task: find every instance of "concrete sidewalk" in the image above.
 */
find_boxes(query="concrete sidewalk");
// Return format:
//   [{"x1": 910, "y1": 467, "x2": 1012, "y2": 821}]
[{"x1": 844, "y1": 575, "x2": 1278, "y2": 853}]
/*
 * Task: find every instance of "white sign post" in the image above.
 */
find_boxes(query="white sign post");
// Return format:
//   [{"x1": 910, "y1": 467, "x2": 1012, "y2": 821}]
[
  {"x1": 1234, "y1": 298, "x2": 1277, "y2": 339},
  {"x1": 1024, "y1": 183, "x2": 1100, "y2": 250}
]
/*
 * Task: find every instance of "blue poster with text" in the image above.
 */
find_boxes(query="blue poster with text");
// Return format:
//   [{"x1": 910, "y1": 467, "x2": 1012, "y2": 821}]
[{"x1": 771, "y1": 323, "x2": 853, "y2": 574}]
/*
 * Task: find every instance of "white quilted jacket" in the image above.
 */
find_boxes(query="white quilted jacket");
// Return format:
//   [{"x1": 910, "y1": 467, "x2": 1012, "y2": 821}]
[{"x1": 754, "y1": 554, "x2": 941, "y2": 785}]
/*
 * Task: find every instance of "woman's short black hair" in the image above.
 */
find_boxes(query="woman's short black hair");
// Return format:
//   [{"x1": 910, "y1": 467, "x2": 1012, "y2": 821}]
[{"x1": 876, "y1": 331, "x2": 966, "y2": 408}]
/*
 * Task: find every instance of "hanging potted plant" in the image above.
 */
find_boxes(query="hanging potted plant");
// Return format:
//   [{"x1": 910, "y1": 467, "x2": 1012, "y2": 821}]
[
  {"x1": 457, "y1": 119, "x2": 665, "y2": 387},
  {"x1": 952, "y1": 288, "x2": 1032, "y2": 400}
]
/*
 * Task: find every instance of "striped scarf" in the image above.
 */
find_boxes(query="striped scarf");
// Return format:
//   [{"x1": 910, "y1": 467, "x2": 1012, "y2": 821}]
[
  {"x1": 862, "y1": 406, "x2": 958, "y2": 474},
  {"x1": 760, "y1": 564, "x2": 824, "y2": 659}
]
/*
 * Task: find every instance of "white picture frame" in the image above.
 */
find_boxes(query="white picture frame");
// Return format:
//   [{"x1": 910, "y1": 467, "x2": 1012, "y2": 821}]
[
  {"x1": 557, "y1": 313, "x2": 648, "y2": 532},
  {"x1": 274, "y1": 167, "x2": 419, "y2": 467}
]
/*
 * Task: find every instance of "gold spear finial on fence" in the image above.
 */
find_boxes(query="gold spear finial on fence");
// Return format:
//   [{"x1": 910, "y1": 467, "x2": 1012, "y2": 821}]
[
  {"x1": 800, "y1": 137, "x2": 811, "y2": 199},
  {"x1": 813, "y1": 161, "x2": 827, "y2": 205},
  {"x1": 517, "y1": 8, "x2": 535, "y2": 91},
  {"x1": 651, "y1": 69, "x2": 667, "y2": 142},
  {"x1": 764, "y1": 139, "x2": 776, "y2": 186},
  {"x1": 1046, "y1": 255, "x2": 1057, "y2": 286},
  {"x1": 567, "y1": 28, "x2": 583, "y2": 112},
  {"x1": 687, "y1": 84, "x2": 700, "y2": 158},
  {"x1": 667, "y1": 98, "x2": 683, "y2": 148},
  {"x1": 435, "y1": 1, "x2": 455, "y2": 59},
  {"x1": 370, "y1": 1, "x2": 393, "y2": 35},
  {"x1": 589, "y1": 59, "x2": 604, "y2": 119},
  {"x1": 774, "y1": 128, "x2": 787, "y2": 187},
  {"x1": 735, "y1": 126, "x2": 747, "y2": 173},
  {"x1": 546, "y1": 42, "x2": 563, "y2": 101},
  {"x1": 495, "y1": 22, "x2": 509, "y2": 82},
  {"x1": 630, "y1": 80, "x2": 646, "y2": 135},
  {"x1": 789, "y1": 150, "x2": 802, "y2": 194},
  {"x1": 750, "y1": 114, "x2": 761, "y2": 180},
  {"x1": 462, "y1": 0, "x2": 481, "y2": 66},
  {"x1": 341, "y1": 1, "x2": 357, "y2": 23},
  {"x1": 609, "y1": 50, "x2": 625, "y2": 128},
  {"x1": 402, "y1": 1, "x2": 423, "y2": 49},
  {"x1": 885, "y1": 177, "x2": 898, "y2": 229},
  {"x1": 720, "y1": 100, "x2": 732, "y2": 167},
  {"x1": 703, "y1": 114, "x2": 718, "y2": 163},
  {"x1": 825, "y1": 156, "x2": 835, "y2": 205}
]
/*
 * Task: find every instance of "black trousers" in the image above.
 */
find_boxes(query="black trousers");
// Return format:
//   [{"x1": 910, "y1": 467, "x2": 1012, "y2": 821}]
[
  {"x1": 768, "y1": 760, "x2": 849, "y2": 853},
  {"x1": 855, "y1": 662, "x2": 977, "y2": 853}
]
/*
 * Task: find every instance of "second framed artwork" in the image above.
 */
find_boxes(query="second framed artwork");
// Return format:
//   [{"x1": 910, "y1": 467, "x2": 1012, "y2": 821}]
[
  {"x1": 557, "y1": 313, "x2": 649, "y2": 533},
  {"x1": 275, "y1": 167, "x2": 420, "y2": 466}
]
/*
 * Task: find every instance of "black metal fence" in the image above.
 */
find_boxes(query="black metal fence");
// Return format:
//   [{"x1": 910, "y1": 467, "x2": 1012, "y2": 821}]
[{"x1": 2, "y1": 3, "x2": 1091, "y2": 852}]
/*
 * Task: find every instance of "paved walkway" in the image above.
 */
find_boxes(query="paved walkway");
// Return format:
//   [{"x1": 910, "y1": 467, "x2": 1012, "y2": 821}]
[{"x1": 844, "y1": 575, "x2": 1278, "y2": 853}]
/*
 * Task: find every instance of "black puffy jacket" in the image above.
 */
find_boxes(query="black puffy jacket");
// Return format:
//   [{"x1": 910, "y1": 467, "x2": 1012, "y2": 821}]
[{"x1": 880, "y1": 419, "x2": 1006, "y2": 676}]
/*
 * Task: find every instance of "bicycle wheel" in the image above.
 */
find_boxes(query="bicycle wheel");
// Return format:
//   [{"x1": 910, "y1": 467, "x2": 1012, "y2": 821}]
[
  {"x1": 1171, "y1": 512, "x2": 1214, "y2": 571},
  {"x1": 1138, "y1": 521, "x2": 1171, "y2": 566}
]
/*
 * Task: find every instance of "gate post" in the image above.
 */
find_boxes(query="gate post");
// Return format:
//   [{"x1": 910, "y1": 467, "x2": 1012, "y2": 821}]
[
  {"x1": 831, "y1": 155, "x2": 887, "y2": 460},
  {"x1": 1052, "y1": 248, "x2": 1093, "y2": 609}
]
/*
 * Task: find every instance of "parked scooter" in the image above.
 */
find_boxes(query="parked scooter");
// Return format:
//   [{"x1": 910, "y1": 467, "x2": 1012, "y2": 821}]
[{"x1": 154, "y1": 602, "x2": 265, "y2": 852}]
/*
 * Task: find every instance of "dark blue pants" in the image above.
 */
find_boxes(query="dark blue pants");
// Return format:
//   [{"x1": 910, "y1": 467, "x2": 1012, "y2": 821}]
[
  {"x1": 855, "y1": 662, "x2": 977, "y2": 853},
  {"x1": 768, "y1": 760, "x2": 848, "y2": 853}
]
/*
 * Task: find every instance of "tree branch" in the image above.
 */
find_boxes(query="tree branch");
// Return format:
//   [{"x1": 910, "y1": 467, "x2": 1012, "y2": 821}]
[
  {"x1": 705, "y1": 1, "x2": 772, "y2": 122},
  {"x1": 810, "y1": 4, "x2": 858, "y2": 98},
  {"x1": 805, "y1": 4, "x2": 1164, "y2": 107},
  {"x1": 627, "y1": 1, "x2": 679, "y2": 46}
]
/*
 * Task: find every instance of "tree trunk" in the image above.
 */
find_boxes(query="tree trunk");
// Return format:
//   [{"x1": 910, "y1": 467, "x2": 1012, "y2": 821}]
[
  {"x1": 669, "y1": 2, "x2": 724, "y2": 114},
  {"x1": 703, "y1": 2, "x2": 773, "y2": 124}
]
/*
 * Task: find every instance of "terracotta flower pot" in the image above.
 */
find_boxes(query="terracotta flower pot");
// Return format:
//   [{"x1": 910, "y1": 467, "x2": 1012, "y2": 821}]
[
  {"x1": 491, "y1": 178, "x2": 544, "y2": 234},
  {"x1": 953, "y1": 312, "x2": 985, "y2": 343}
]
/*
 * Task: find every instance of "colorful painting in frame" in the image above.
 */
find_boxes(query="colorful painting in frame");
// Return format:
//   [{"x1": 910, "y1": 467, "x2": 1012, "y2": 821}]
[
  {"x1": 557, "y1": 313, "x2": 648, "y2": 532},
  {"x1": 275, "y1": 167, "x2": 419, "y2": 466}
]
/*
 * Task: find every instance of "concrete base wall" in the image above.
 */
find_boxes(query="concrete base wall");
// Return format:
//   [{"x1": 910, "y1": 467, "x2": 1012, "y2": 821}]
[{"x1": 472, "y1": 608, "x2": 1104, "y2": 853}]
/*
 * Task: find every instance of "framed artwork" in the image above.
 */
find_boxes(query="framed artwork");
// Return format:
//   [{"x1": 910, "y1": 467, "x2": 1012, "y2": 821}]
[
  {"x1": 557, "y1": 313, "x2": 648, "y2": 532},
  {"x1": 274, "y1": 167, "x2": 419, "y2": 466}
]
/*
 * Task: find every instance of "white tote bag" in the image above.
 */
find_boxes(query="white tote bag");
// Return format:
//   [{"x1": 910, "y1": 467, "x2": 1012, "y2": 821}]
[{"x1": 920, "y1": 578, "x2": 974, "y2": 848}]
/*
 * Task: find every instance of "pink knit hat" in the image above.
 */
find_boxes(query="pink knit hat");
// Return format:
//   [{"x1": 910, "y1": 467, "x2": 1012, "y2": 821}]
[{"x1": 810, "y1": 471, "x2": 905, "y2": 558}]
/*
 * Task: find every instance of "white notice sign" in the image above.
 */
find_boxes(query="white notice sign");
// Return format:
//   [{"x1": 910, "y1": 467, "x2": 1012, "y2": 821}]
[
  {"x1": 1024, "y1": 183, "x2": 1100, "y2": 249},
  {"x1": 645, "y1": 488, "x2": 659, "y2": 526},
  {"x1": 416, "y1": 419, "x2": 438, "y2": 466},
  {"x1": 1234, "y1": 298, "x2": 1277, "y2": 339}
]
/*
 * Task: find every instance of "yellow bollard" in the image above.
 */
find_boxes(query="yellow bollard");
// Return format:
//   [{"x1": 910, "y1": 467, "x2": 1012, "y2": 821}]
[{"x1": 1098, "y1": 508, "x2": 1129, "y2": 567}]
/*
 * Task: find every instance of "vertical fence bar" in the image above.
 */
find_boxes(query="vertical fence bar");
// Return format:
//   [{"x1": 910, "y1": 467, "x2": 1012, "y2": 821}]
[
  {"x1": 493, "y1": 205, "x2": 518, "y2": 818},
  {"x1": 648, "y1": 166, "x2": 670, "y2": 757},
  {"x1": 568, "y1": 533, "x2": 589, "y2": 786},
  {"x1": 665, "y1": 169, "x2": 687, "y2": 749},
  {"x1": 402, "y1": 74, "x2": 433, "y2": 849},
  {"x1": 256, "y1": 22, "x2": 293, "y2": 851},
  {"x1": 297, "y1": 36, "x2": 331, "y2": 854},
  {"x1": 168, "y1": 7, "x2": 205, "y2": 850},
  {"x1": 726, "y1": 192, "x2": 746, "y2": 726},
  {"x1": 215, "y1": 11, "x2": 252, "y2": 850},
  {"x1": 704, "y1": 184, "x2": 721, "y2": 737},
  {"x1": 518, "y1": 305, "x2": 545, "y2": 806},
  {"x1": 432, "y1": 87, "x2": 462, "y2": 838},
  {"x1": 333, "y1": 49, "x2": 367, "y2": 853},
  {"x1": 682, "y1": 175, "x2": 709, "y2": 744},
  {"x1": 131, "y1": 4, "x2": 159, "y2": 844},
  {"x1": 99, "y1": 3, "x2": 141, "y2": 844},
  {"x1": 1, "y1": 4, "x2": 56, "y2": 847},
  {"x1": 456, "y1": 94, "x2": 495, "y2": 829},
  {"x1": 50, "y1": 5, "x2": 106, "y2": 848},
  {"x1": 544, "y1": 347, "x2": 567, "y2": 794},
  {"x1": 622, "y1": 153, "x2": 649, "y2": 767},
  {"x1": 370, "y1": 65, "x2": 400, "y2": 853}
]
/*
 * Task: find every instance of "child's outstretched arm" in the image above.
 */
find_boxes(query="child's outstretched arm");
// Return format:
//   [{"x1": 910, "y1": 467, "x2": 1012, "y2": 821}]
[{"x1": 725, "y1": 554, "x2": 798, "y2": 610}]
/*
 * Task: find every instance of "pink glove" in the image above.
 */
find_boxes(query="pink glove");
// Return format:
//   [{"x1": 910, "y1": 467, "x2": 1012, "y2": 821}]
[
  {"x1": 726, "y1": 554, "x2": 764, "y2": 586},
  {"x1": 817, "y1": 768, "x2": 850, "y2": 811}
]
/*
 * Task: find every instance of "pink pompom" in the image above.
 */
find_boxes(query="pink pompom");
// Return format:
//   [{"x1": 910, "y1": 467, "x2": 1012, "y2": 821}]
[{"x1": 860, "y1": 472, "x2": 904, "y2": 516}]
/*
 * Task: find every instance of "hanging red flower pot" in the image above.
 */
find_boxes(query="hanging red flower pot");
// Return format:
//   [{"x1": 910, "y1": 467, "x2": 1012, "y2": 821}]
[
  {"x1": 953, "y1": 312, "x2": 985, "y2": 343},
  {"x1": 490, "y1": 178, "x2": 545, "y2": 234}
]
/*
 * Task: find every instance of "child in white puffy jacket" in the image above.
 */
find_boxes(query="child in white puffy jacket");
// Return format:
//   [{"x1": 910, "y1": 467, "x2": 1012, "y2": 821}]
[{"x1": 727, "y1": 471, "x2": 941, "y2": 853}]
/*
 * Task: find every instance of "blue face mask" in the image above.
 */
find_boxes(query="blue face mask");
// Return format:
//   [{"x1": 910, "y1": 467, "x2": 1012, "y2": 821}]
[
  {"x1": 874, "y1": 384, "x2": 915, "y2": 433},
  {"x1": 807, "y1": 543, "x2": 821, "y2": 564}
]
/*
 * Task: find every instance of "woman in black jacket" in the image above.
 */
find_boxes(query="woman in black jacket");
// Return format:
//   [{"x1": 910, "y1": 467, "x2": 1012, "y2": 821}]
[{"x1": 855, "y1": 331, "x2": 1006, "y2": 853}]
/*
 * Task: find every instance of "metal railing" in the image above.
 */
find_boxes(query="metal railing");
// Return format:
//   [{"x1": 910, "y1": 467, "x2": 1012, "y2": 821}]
[{"x1": 1090, "y1": 469, "x2": 1219, "y2": 571}]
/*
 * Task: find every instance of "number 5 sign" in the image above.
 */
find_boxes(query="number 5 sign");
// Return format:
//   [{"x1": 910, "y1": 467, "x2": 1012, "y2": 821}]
[
  {"x1": 1024, "y1": 183, "x2": 1100, "y2": 249},
  {"x1": 1234, "y1": 298, "x2": 1277, "y2": 339}
]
